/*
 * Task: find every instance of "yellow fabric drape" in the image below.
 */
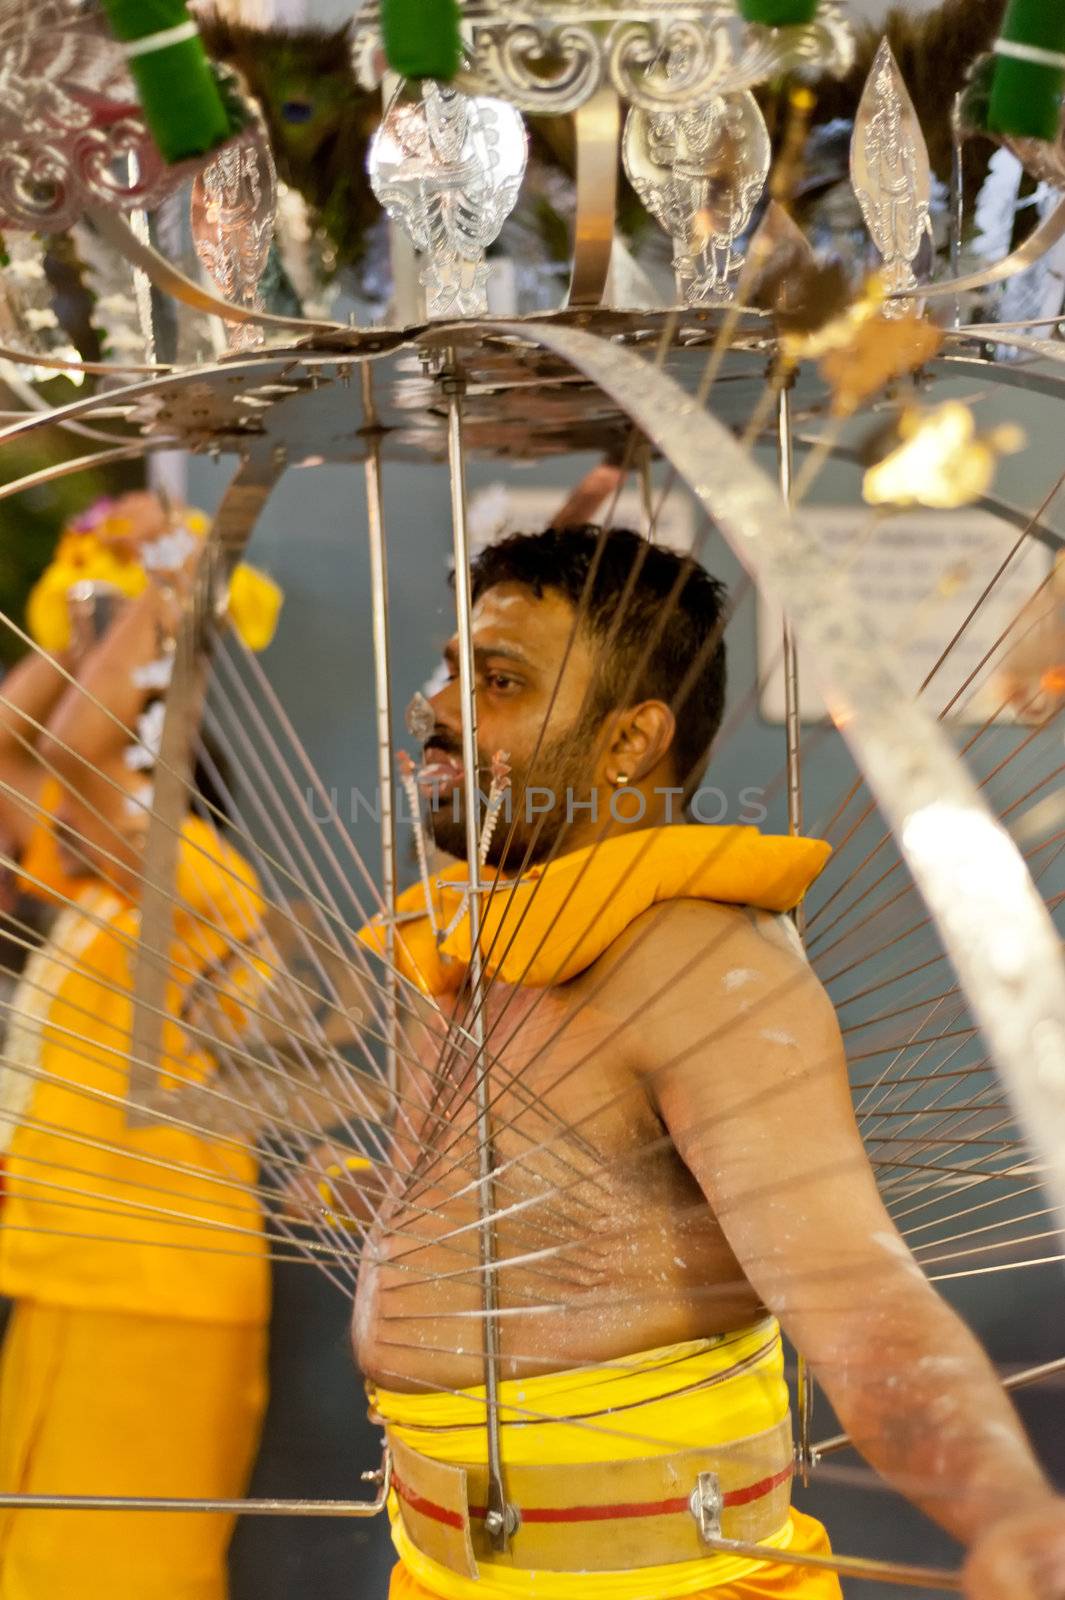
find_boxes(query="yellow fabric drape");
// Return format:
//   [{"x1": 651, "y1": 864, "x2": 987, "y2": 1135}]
[
  {"x1": 371, "y1": 1323, "x2": 788, "y2": 1465},
  {"x1": 0, "y1": 792, "x2": 271, "y2": 1596},
  {"x1": 16, "y1": 776, "x2": 96, "y2": 908}
]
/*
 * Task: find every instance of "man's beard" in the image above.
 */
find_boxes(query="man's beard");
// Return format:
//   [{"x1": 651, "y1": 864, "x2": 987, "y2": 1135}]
[{"x1": 426, "y1": 716, "x2": 601, "y2": 872}]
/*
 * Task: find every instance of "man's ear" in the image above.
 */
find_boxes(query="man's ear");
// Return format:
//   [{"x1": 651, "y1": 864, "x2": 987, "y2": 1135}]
[{"x1": 603, "y1": 701, "x2": 676, "y2": 786}]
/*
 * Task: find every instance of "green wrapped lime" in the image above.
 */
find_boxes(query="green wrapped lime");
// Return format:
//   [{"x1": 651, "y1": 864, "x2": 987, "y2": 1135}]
[
  {"x1": 101, "y1": 0, "x2": 231, "y2": 162},
  {"x1": 737, "y1": 0, "x2": 819, "y2": 25},
  {"x1": 988, "y1": 0, "x2": 1065, "y2": 142},
  {"x1": 381, "y1": 0, "x2": 462, "y2": 81}
]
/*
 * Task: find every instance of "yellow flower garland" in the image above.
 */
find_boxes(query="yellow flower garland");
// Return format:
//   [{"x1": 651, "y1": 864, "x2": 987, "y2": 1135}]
[
  {"x1": 26, "y1": 545, "x2": 147, "y2": 656},
  {"x1": 26, "y1": 508, "x2": 283, "y2": 656}
]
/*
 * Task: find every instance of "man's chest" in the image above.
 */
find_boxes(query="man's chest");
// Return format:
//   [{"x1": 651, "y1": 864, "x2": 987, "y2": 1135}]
[{"x1": 411, "y1": 975, "x2": 651, "y2": 1172}]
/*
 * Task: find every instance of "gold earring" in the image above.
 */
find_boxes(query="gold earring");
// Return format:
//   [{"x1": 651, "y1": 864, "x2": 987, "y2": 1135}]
[{"x1": 614, "y1": 773, "x2": 629, "y2": 787}]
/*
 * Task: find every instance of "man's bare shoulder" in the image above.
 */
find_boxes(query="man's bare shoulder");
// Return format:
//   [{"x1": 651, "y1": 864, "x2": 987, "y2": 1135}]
[
  {"x1": 588, "y1": 895, "x2": 837, "y2": 1059},
  {"x1": 596, "y1": 895, "x2": 809, "y2": 983}
]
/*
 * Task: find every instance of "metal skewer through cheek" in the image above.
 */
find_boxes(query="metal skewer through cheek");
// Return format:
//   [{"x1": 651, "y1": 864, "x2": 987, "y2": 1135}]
[{"x1": 444, "y1": 348, "x2": 517, "y2": 1549}]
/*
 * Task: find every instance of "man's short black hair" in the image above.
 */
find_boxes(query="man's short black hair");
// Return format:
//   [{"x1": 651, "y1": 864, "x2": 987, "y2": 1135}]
[{"x1": 469, "y1": 525, "x2": 728, "y2": 790}]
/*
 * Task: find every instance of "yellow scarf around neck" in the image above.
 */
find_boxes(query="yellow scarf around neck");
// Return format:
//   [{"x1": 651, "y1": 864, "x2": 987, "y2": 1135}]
[{"x1": 359, "y1": 825, "x2": 829, "y2": 998}]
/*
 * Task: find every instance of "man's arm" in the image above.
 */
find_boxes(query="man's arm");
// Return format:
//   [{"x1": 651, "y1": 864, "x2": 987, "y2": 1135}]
[
  {"x1": 37, "y1": 583, "x2": 174, "y2": 894},
  {"x1": 171, "y1": 895, "x2": 392, "y2": 1166},
  {"x1": 0, "y1": 648, "x2": 73, "y2": 848},
  {"x1": 0, "y1": 492, "x2": 174, "y2": 858},
  {"x1": 623, "y1": 899, "x2": 1060, "y2": 1575}
]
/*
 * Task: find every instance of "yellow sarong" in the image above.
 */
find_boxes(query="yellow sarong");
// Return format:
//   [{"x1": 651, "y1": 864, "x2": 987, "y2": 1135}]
[
  {"x1": 0, "y1": 1302, "x2": 265, "y2": 1600},
  {"x1": 371, "y1": 1322, "x2": 842, "y2": 1600}
]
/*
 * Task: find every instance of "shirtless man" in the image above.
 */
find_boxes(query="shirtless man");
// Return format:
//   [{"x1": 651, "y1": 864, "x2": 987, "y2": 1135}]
[{"x1": 346, "y1": 526, "x2": 1065, "y2": 1600}]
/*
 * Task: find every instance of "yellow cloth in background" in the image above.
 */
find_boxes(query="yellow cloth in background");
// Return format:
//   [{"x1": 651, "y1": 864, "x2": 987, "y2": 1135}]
[
  {"x1": 0, "y1": 1301, "x2": 267, "y2": 1600},
  {"x1": 371, "y1": 1324, "x2": 841, "y2": 1600},
  {"x1": 0, "y1": 795, "x2": 270, "y2": 1325},
  {"x1": 16, "y1": 776, "x2": 95, "y2": 908},
  {"x1": 359, "y1": 825, "x2": 830, "y2": 996}
]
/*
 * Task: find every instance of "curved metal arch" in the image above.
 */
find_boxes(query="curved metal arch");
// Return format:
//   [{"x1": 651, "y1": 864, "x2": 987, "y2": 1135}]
[
  {"x1": 126, "y1": 446, "x2": 284, "y2": 1121},
  {"x1": 85, "y1": 207, "x2": 344, "y2": 337},
  {"x1": 895, "y1": 195, "x2": 1065, "y2": 303},
  {"x1": 0, "y1": 441, "x2": 177, "y2": 504},
  {"x1": 492, "y1": 317, "x2": 1065, "y2": 1235},
  {"x1": 934, "y1": 351, "x2": 1065, "y2": 406}
]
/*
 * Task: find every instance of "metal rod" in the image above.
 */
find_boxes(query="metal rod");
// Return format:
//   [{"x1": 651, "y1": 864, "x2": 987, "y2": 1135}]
[
  {"x1": 949, "y1": 92, "x2": 965, "y2": 332},
  {"x1": 782, "y1": 627, "x2": 803, "y2": 850},
  {"x1": 0, "y1": 1496, "x2": 381, "y2": 1517},
  {"x1": 702, "y1": 1534, "x2": 961, "y2": 1593},
  {"x1": 0, "y1": 1449, "x2": 391, "y2": 1519},
  {"x1": 776, "y1": 379, "x2": 814, "y2": 1480},
  {"x1": 127, "y1": 449, "x2": 281, "y2": 1126},
  {"x1": 126, "y1": 151, "x2": 157, "y2": 366},
  {"x1": 639, "y1": 441, "x2": 655, "y2": 541},
  {"x1": 444, "y1": 351, "x2": 514, "y2": 1549},
  {"x1": 362, "y1": 363, "x2": 399, "y2": 1096},
  {"x1": 779, "y1": 384, "x2": 803, "y2": 858},
  {"x1": 382, "y1": 74, "x2": 426, "y2": 326},
  {"x1": 566, "y1": 85, "x2": 620, "y2": 309}
]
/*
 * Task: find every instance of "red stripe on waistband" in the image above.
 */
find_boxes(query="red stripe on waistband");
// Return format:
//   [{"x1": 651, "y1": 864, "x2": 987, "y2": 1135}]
[
  {"x1": 722, "y1": 1464, "x2": 794, "y2": 1508},
  {"x1": 392, "y1": 1471, "x2": 465, "y2": 1530},
  {"x1": 395, "y1": 1462, "x2": 792, "y2": 1529}
]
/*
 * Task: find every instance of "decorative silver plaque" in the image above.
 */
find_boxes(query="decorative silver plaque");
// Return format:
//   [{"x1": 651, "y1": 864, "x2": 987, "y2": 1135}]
[
  {"x1": 850, "y1": 37, "x2": 932, "y2": 309},
  {"x1": 192, "y1": 130, "x2": 278, "y2": 352}
]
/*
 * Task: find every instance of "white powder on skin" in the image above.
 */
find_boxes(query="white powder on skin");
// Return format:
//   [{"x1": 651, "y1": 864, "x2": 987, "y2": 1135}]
[
  {"x1": 871, "y1": 1230, "x2": 925, "y2": 1281},
  {"x1": 353, "y1": 1267, "x2": 378, "y2": 1351},
  {"x1": 774, "y1": 915, "x2": 808, "y2": 962}
]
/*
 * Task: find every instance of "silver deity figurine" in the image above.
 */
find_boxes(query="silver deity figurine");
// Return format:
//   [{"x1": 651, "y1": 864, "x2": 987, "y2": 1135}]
[
  {"x1": 369, "y1": 78, "x2": 528, "y2": 320},
  {"x1": 624, "y1": 90, "x2": 770, "y2": 305}
]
